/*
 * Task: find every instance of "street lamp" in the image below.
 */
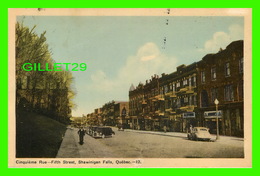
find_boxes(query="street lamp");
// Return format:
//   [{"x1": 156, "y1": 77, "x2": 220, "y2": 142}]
[{"x1": 214, "y1": 99, "x2": 219, "y2": 140}]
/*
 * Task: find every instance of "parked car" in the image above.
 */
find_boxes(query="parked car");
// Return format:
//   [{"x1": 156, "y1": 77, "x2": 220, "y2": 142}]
[
  {"x1": 117, "y1": 124, "x2": 124, "y2": 131},
  {"x1": 187, "y1": 127, "x2": 211, "y2": 141},
  {"x1": 88, "y1": 126, "x2": 99, "y2": 136},
  {"x1": 92, "y1": 127, "x2": 115, "y2": 138}
]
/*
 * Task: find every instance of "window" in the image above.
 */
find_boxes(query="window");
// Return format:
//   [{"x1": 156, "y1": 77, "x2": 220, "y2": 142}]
[
  {"x1": 238, "y1": 81, "x2": 243, "y2": 100},
  {"x1": 177, "y1": 99, "x2": 181, "y2": 108},
  {"x1": 211, "y1": 88, "x2": 218, "y2": 103},
  {"x1": 184, "y1": 97, "x2": 189, "y2": 103},
  {"x1": 172, "y1": 83, "x2": 175, "y2": 92},
  {"x1": 169, "y1": 84, "x2": 172, "y2": 91},
  {"x1": 164, "y1": 85, "x2": 168, "y2": 93},
  {"x1": 183, "y1": 79, "x2": 188, "y2": 86},
  {"x1": 225, "y1": 62, "x2": 231, "y2": 76},
  {"x1": 194, "y1": 95, "x2": 197, "y2": 106},
  {"x1": 193, "y1": 76, "x2": 196, "y2": 87},
  {"x1": 176, "y1": 82, "x2": 180, "y2": 87},
  {"x1": 201, "y1": 71, "x2": 205, "y2": 83},
  {"x1": 211, "y1": 67, "x2": 216, "y2": 80},
  {"x1": 224, "y1": 85, "x2": 234, "y2": 101},
  {"x1": 239, "y1": 57, "x2": 243, "y2": 73},
  {"x1": 201, "y1": 90, "x2": 209, "y2": 107},
  {"x1": 189, "y1": 95, "x2": 192, "y2": 105},
  {"x1": 160, "y1": 87, "x2": 163, "y2": 95},
  {"x1": 189, "y1": 77, "x2": 192, "y2": 86}
]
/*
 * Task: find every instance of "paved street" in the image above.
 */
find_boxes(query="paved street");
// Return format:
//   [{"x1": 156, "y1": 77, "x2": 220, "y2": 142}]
[{"x1": 56, "y1": 127, "x2": 244, "y2": 158}]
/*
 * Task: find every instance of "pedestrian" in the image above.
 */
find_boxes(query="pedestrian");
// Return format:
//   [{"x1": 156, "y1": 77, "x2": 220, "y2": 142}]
[
  {"x1": 189, "y1": 125, "x2": 193, "y2": 133},
  {"x1": 78, "y1": 127, "x2": 86, "y2": 145},
  {"x1": 163, "y1": 125, "x2": 167, "y2": 133}
]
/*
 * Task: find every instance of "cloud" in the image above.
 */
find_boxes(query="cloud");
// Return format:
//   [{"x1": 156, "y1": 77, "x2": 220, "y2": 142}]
[
  {"x1": 88, "y1": 42, "x2": 178, "y2": 98},
  {"x1": 90, "y1": 70, "x2": 116, "y2": 92},
  {"x1": 199, "y1": 24, "x2": 244, "y2": 53}
]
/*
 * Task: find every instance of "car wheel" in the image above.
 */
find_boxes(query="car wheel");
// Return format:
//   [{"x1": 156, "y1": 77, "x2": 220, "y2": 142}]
[{"x1": 194, "y1": 135, "x2": 198, "y2": 141}]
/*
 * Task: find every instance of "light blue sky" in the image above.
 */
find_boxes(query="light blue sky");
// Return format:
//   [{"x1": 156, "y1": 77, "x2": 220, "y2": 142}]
[{"x1": 17, "y1": 16, "x2": 244, "y2": 116}]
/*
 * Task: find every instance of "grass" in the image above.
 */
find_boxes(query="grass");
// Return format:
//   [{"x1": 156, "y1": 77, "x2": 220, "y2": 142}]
[{"x1": 16, "y1": 110, "x2": 67, "y2": 158}]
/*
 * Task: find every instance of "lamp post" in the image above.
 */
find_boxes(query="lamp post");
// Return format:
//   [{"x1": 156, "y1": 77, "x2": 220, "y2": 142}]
[{"x1": 214, "y1": 99, "x2": 219, "y2": 140}]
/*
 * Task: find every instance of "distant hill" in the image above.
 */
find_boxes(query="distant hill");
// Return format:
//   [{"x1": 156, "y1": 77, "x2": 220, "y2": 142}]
[{"x1": 16, "y1": 110, "x2": 67, "y2": 158}]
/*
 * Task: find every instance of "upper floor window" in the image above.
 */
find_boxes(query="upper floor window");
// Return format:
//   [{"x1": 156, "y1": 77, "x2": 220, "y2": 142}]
[
  {"x1": 160, "y1": 87, "x2": 163, "y2": 95},
  {"x1": 164, "y1": 85, "x2": 168, "y2": 93},
  {"x1": 189, "y1": 77, "x2": 192, "y2": 86},
  {"x1": 183, "y1": 79, "x2": 188, "y2": 86},
  {"x1": 211, "y1": 67, "x2": 216, "y2": 80},
  {"x1": 201, "y1": 71, "x2": 205, "y2": 83},
  {"x1": 177, "y1": 99, "x2": 181, "y2": 108},
  {"x1": 225, "y1": 62, "x2": 231, "y2": 77},
  {"x1": 239, "y1": 57, "x2": 244, "y2": 73},
  {"x1": 172, "y1": 83, "x2": 176, "y2": 92},
  {"x1": 193, "y1": 76, "x2": 196, "y2": 87},
  {"x1": 211, "y1": 88, "x2": 218, "y2": 103},
  {"x1": 189, "y1": 95, "x2": 192, "y2": 105},
  {"x1": 224, "y1": 84, "x2": 234, "y2": 101},
  {"x1": 193, "y1": 95, "x2": 197, "y2": 106},
  {"x1": 201, "y1": 90, "x2": 209, "y2": 107},
  {"x1": 184, "y1": 97, "x2": 189, "y2": 103}
]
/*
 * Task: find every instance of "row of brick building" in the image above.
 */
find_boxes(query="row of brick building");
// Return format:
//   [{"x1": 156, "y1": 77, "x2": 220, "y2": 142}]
[
  {"x1": 128, "y1": 40, "x2": 244, "y2": 136},
  {"x1": 87, "y1": 40, "x2": 244, "y2": 137},
  {"x1": 86, "y1": 101, "x2": 129, "y2": 127}
]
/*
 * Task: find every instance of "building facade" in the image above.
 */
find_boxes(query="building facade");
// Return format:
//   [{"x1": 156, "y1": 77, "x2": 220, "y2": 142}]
[
  {"x1": 129, "y1": 63, "x2": 198, "y2": 132},
  {"x1": 129, "y1": 40, "x2": 244, "y2": 136},
  {"x1": 87, "y1": 101, "x2": 129, "y2": 127},
  {"x1": 197, "y1": 40, "x2": 244, "y2": 137}
]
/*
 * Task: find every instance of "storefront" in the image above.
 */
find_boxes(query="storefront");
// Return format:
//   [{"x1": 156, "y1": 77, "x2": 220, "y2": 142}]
[
  {"x1": 204, "y1": 111, "x2": 223, "y2": 134},
  {"x1": 182, "y1": 112, "x2": 197, "y2": 132}
]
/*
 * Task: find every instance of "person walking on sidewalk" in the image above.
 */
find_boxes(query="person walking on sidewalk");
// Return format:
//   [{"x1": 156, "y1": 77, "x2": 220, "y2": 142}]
[
  {"x1": 78, "y1": 127, "x2": 86, "y2": 145},
  {"x1": 163, "y1": 125, "x2": 167, "y2": 133}
]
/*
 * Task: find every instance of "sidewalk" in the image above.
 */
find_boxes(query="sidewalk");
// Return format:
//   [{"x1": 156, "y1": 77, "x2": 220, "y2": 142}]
[
  {"x1": 122, "y1": 128, "x2": 244, "y2": 143},
  {"x1": 56, "y1": 128, "x2": 81, "y2": 158}
]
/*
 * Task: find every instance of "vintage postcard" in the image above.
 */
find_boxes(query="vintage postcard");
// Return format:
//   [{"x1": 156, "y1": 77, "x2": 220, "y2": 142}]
[{"x1": 8, "y1": 8, "x2": 252, "y2": 168}]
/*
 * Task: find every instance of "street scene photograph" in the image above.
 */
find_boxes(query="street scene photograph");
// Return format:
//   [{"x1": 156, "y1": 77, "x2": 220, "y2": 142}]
[{"x1": 9, "y1": 8, "x2": 251, "y2": 167}]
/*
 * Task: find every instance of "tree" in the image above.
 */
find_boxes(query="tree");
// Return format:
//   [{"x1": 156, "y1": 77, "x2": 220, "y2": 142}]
[{"x1": 16, "y1": 22, "x2": 76, "y2": 124}]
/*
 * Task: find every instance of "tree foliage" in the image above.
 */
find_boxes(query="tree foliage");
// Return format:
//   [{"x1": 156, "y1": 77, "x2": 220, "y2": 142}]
[{"x1": 16, "y1": 22, "x2": 76, "y2": 124}]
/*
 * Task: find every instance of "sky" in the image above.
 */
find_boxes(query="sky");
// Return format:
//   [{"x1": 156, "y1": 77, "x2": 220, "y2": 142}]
[{"x1": 17, "y1": 15, "x2": 244, "y2": 117}]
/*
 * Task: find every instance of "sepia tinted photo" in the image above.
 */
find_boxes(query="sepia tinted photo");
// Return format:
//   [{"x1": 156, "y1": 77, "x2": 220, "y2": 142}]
[{"x1": 8, "y1": 8, "x2": 252, "y2": 168}]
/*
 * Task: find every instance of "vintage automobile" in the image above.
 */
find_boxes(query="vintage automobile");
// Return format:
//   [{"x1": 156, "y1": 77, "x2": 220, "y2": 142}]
[
  {"x1": 117, "y1": 123, "x2": 124, "y2": 131},
  {"x1": 88, "y1": 126, "x2": 99, "y2": 136},
  {"x1": 92, "y1": 127, "x2": 115, "y2": 138},
  {"x1": 187, "y1": 127, "x2": 212, "y2": 141}
]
